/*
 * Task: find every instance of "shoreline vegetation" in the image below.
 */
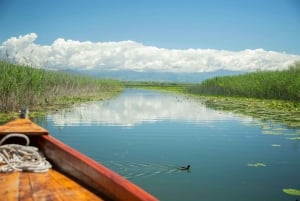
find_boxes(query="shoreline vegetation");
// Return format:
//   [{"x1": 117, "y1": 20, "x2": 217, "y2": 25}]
[
  {"x1": 0, "y1": 61, "x2": 123, "y2": 122},
  {"x1": 185, "y1": 62, "x2": 300, "y2": 128},
  {"x1": 187, "y1": 62, "x2": 300, "y2": 102},
  {"x1": 126, "y1": 82, "x2": 300, "y2": 128},
  {"x1": 124, "y1": 62, "x2": 300, "y2": 128},
  {"x1": 1, "y1": 60, "x2": 299, "y2": 128}
]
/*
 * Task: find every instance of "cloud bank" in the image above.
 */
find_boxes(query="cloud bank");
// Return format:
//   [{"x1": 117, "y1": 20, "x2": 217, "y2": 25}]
[{"x1": 1, "y1": 33, "x2": 299, "y2": 72}]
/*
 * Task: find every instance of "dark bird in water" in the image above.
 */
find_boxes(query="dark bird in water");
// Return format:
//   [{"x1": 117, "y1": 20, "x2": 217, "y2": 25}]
[{"x1": 179, "y1": 165, "x2": 191, "y2": 171}]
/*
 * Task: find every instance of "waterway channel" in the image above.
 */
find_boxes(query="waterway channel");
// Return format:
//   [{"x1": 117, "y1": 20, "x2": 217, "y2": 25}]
[{"x1": 34, "y1": 89, "x2": 300, "y2": 201}]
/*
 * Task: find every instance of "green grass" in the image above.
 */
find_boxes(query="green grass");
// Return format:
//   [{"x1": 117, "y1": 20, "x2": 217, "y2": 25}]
[
  {"x1": 123, "y1": 65, "x2": 300, "y2": 128},
  {"x1": 187, "y1": 62, "x2": 300, "y2": 102},
  {"x1": 123, "y1": 81, "x2": 192, "y2": 93},
  {"x1": 0, "y1": 61, "x2": 123, "y2": 115}
]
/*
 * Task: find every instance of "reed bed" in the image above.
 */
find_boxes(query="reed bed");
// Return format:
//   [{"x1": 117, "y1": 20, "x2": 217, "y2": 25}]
[
  {"x1": 0, "y1": 61, "x2": 122, "y2": 113},
  {"x1": 187, "y1": 62, "x2": 300, "y2": 102}
]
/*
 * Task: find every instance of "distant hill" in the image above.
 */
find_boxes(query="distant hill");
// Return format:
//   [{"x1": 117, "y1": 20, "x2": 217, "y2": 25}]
[{"x1": 62, "y1": 69, "x2": 244, "y2": 83}]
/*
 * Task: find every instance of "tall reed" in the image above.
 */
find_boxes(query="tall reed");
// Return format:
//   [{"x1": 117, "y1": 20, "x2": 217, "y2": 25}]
[
  {"x1": 0, "y1": 61, "x2": 122, "y2": 112},
  {"x1": 187, "y1": 62, "x2": 300, "y2": 102}
]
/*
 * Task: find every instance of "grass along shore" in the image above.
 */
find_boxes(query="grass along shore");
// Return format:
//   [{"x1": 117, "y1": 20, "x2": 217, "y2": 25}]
[
  {"x1": 127, "y1": 81, "x2": 300, "y2": 128},
  {"x1": 125, "y1": 63, "x2": 300, "y2": 128},
  {"x1": 187, "y1": 62, "x2": 300, "y2": 102},
  {"x1": 1, "y1": 60, "x2": 299, "y2": 127},
  {"x1": 184, "y1": 62, "x2": 300, "y2": 127},
  {"x1": 0, "y1": 61, "x2": 123, "y2": 122}
]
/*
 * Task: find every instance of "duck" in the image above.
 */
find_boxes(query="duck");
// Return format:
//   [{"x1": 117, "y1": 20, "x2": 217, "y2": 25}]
[{"x1": 179, "y1": 165, "x2": 191, "y2": 171}]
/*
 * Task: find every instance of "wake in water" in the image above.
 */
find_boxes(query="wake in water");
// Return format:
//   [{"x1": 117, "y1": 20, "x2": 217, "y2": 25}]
[{"x1": 107, "y1": 161, "x2": 190, "y2": 180}]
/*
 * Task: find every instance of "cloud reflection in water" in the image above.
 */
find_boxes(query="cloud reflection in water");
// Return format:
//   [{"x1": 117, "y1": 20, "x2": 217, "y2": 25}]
[{"x1": 47, "y1": 90, "x2": 244, "y2": 127}]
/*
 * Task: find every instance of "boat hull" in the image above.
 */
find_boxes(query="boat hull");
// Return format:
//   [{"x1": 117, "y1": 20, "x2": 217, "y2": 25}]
[
  {"x1": 0, "y1": 119, "x2": 158, "y2": 201},
  {"x1": 33, "y1": 134, "x2": 158, "y2": 201}
]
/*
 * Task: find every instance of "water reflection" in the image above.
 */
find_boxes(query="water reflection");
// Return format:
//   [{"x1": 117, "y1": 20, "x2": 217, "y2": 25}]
[
  {"x1": 47, "y1": 89, "x2": 246, "y2": 127},
  {"x1": 41, "y1": 89, "x2": 300, "y2": 201}
]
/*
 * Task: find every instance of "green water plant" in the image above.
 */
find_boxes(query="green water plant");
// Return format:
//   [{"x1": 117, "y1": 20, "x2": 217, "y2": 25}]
[
  {"x1": 282, "y1": 188, "x2": 300, "y2": 196},
  {"x1": 262, "y1": 130, "x2": 282, "y2": 135},
  {"x1": 286, "y1": 137, "x2": 300, "y2": 140},
  {"x1": 194, "y1": 95, "x2": 300, "y2": 128},
  {"x1": 247, "y1": 163, "x2": 267, "y2": 167}
]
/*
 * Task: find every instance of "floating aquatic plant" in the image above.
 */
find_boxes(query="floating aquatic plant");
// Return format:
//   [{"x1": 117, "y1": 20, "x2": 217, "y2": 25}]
[
  {"x1": 262, "y1": 130, "x2": 282, "y2": 135},
  {"x1": 282, "y1": 188, "x2": 300, "y2": 196},
  {"x1": 189, "y1": 95, "x2": 300, "y2": 129},
  {"x1": 247, "y1": 163, "x2": 267, "y2": 167},
  {"x1": 286, "y1": 137, "x2": 300, "y2": 140}
]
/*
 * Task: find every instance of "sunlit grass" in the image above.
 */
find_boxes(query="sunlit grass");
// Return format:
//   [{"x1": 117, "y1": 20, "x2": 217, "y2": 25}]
[
  {"x1": 0, "y1": 61, "x2": 123, "y2": 115},
  {"x1": 187, "y1": 61, "x2": 300, "y2": 102},
  {"x1": 124, "y1": 74, "x2": 300, "y2": 128}
]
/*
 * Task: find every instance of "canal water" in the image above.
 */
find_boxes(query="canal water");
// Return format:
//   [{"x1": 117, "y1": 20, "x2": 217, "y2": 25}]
[{"x1": 35, "y1": 89, "x2": 300, "y2": 201}]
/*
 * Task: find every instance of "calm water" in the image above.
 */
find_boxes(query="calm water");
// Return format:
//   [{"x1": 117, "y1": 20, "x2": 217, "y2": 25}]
[{"x1": 35, "y1": 89, "x2": 300, "y2": 201}]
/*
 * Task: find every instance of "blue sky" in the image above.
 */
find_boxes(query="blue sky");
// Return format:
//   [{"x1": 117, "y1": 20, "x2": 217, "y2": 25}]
[
  {"x1": 1, "y1": 0, "x2": 299, "y2": 53},
  {"x1": 0, "y1": 0, "x2": 299, "y2": 73}
]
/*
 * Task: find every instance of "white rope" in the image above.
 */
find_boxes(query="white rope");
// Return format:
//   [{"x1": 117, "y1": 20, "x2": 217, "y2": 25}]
[
  {"x1": 0, "y1": 133, "x2": 30, "y2": 146},
  {"x1": 0, "y1": 133, "x2": 51, "y2": 173}
]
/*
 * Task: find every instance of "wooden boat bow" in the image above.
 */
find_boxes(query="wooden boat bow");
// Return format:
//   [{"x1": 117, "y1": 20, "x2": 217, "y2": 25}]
[
  {"x1": 0, "y1": 118, "x2": 158, "y2": 201},
  {"x1": 0, "y1": 118, "x2": 48, "y2": 135}
]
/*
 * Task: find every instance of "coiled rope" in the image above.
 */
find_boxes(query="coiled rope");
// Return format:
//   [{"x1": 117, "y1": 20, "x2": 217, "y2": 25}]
[{"x1": 0, "y1": 133, "x2": 51, "y2": 173}]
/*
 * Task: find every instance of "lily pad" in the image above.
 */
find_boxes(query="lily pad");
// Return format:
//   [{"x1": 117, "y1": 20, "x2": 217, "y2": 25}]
[
  {"x1": 196, "y1": 95, "x2": 300, "y2": 129},
  {"x1": 286, "y1": 137, "x2": 300, "y2": 140},
  {"x1": 262, "y1": 130, "x2": 282, "y2": 135},
  {"x1": 247, "y1": 163, "x2": 267, "y2": 167},
  {"x1": 282, "y1": 188, "x2": 300, "y2": 196}
]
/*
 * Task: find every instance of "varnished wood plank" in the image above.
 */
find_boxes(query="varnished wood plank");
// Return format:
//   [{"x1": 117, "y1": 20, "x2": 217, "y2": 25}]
[
  {"x1": 29, "y1": 171, "x2": 64, "y2": 201},
  {"x1": 1, "y1": 170, "x2": 104, "y2": 201},
  {"x1": 28, "y1": 169, "x2": 103, "y2": 201},
  {"x1": 19, "y1": 173, "x2": 34, "y2": 201},
  {"x1": 0, "y1": 119, "x2": 48, "y2": 135},
  {"x1": 0, "y1": 172, "x2": 20, "y2": 201},
  {"x1": 49, "y1": 170, "x2": 104, "y2": 201}
]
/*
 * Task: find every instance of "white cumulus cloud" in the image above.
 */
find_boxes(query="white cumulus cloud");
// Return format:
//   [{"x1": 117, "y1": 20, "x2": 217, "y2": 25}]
[{"x1": 1, "y1": 33, "x2": 299, "y2": 72}]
